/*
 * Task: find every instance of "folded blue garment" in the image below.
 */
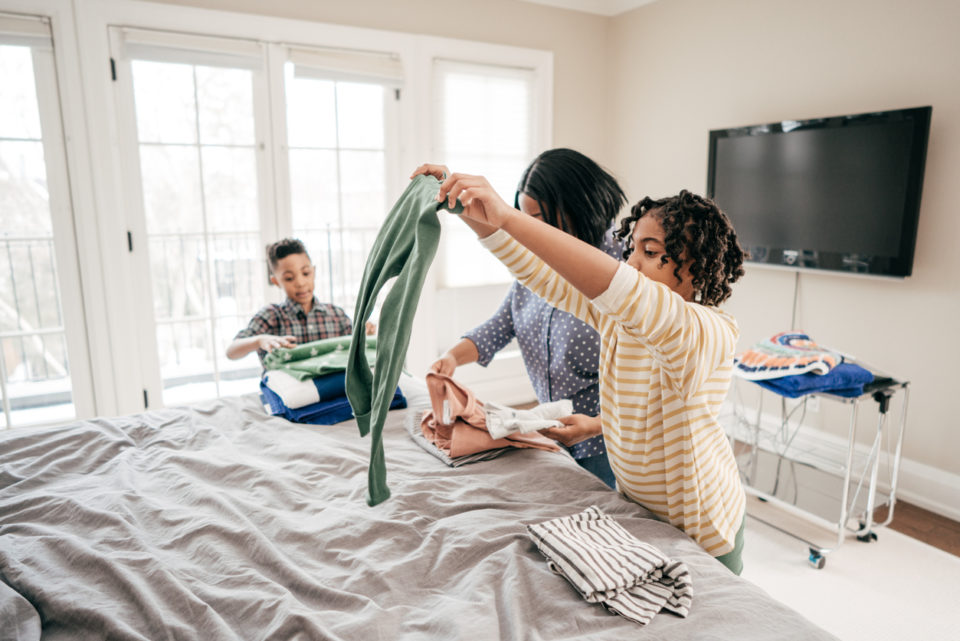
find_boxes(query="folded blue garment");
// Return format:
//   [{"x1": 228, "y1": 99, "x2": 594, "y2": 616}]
[
  {"x1": 754, "y1": 362, "x2": 874, "y2": 398},
  {"x1": 313, "y1": 371, "x2": 347, "y2": 402},
  {"x1": 261, "y1": 380, "x2": 406, "y2": 425}
]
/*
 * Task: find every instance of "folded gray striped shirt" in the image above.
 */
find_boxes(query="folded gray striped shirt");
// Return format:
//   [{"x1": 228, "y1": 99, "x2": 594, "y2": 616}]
[{"x1": 527, "y1": 506, "x2": 693, "y2": 625}]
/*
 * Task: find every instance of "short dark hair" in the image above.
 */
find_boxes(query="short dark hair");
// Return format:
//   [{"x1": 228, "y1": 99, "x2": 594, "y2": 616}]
[
  {"x1": 616, "y1": 190, "x2": 746, "y2": 306},
  {"x1": 266, "y1": 238, "x2": 309, "y2": 271},
  {"x1": 514, "y1": 148, "x2": 627, "y2": 248}
]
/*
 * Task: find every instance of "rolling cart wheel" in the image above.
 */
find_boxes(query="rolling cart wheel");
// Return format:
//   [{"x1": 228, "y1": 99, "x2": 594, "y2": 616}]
[
  {"x1": 856, "y1": 521, "x2": 879, "y2": 542},
  {"x1": 808, "y1": 548, "x2": 826, "y2": 570}
]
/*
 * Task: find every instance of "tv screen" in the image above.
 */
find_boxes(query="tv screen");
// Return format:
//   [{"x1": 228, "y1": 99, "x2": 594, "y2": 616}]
[{"x1": 707, "y1": 106, "x2": 931, "y2": 277}]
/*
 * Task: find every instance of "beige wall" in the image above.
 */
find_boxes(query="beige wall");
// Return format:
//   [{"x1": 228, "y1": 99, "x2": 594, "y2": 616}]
[{"x1": 608, "y1": 0, "x2": 960, "y2": 478}]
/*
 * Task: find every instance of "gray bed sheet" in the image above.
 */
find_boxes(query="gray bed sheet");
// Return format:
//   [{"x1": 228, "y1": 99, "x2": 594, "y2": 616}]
[{"x1": 0, "y1": 394, "x2": 836, "y2": 640}]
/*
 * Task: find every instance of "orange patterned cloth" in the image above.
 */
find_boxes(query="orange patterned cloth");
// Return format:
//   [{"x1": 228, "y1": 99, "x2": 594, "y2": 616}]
[
  {"x1": 734, "y1": 332, "x2": 842, "y2": 380},
  {"x1": 420, "y1": 373, "x2": 559, "y2": 458}
]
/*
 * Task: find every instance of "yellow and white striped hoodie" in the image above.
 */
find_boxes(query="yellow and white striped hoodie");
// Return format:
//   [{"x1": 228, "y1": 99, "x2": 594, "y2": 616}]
[{"x1": 481, "y1": 230, "x2": 745, "y2": 556}]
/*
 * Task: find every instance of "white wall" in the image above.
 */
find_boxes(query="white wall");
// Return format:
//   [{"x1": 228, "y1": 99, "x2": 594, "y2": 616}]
[{"x1": 607, "y1": 0, "x2": 960, "y2": 499}]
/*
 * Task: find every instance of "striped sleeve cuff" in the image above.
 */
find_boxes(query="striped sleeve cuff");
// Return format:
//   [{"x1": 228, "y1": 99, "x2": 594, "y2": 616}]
[
  {"x1": 591, "y1": 262, "x2": 640, "y2": 316},
  {"x1": 477, "y1": 228, "x2": 514, "y2": 255}
]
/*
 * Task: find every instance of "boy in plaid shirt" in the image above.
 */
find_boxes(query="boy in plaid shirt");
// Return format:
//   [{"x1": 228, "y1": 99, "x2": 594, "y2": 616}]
[{"x1": 226, "y1": 238, "x2": 372, "y2": 365}]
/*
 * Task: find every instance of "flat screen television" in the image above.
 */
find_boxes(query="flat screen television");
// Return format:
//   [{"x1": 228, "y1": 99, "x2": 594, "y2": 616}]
[{"x1": 707, "y1": 106, "x2": 931, "y2": 277}]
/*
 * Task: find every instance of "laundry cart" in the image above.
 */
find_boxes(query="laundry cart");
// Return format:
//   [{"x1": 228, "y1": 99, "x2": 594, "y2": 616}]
[{"x1": 723, "y1": 360, "x2": 909, "y2": 569}]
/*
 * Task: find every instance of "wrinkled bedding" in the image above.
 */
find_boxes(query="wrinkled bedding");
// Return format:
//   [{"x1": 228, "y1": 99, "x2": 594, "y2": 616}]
[{"x1": 0, "y1": 394, "x2": 835, "y2": 640}]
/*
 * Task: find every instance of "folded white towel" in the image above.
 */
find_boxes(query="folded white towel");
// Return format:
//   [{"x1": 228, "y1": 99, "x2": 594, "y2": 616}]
[
  {"x1": 263, "y1": 369, "x2": 319, "y2": 409},
  {"x1": 484, "y1": 399, "x2": 573, "y2": 440},
  {"x1": 527, "y1": 506, "x2": 693, "y2": 626}
]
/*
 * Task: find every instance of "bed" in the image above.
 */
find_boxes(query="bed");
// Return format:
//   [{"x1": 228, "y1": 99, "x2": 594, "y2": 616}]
[{"x1": 0, "y1": 393, "x2": 836, "y2": 640}]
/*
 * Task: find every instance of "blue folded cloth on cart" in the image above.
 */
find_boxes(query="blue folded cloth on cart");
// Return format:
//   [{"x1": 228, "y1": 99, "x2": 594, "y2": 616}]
[{"x1": 754, "y1": 362, "x2": 874, "y2": 398}]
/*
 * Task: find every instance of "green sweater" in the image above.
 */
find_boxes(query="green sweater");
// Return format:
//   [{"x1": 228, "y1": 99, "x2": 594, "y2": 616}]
[{"x1": 345, "y1": 174, "x2": 461, "y2": 506}]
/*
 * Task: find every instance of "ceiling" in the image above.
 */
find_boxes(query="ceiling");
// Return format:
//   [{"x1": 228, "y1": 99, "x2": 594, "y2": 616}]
[{"x1": 518, "y1": 0, "x2": 660, "y2": 17}]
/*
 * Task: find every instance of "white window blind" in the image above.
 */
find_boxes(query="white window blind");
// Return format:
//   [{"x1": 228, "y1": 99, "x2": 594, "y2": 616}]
[
  {"x1": 433, "y1": 59, "x2": 537, "y2": 287},
  {"x1": 118, "y1": 27, "x2": 264, "y2": 70},
  {"x1": 287, "y1": 46, "x2": 403, "y2": 87}
]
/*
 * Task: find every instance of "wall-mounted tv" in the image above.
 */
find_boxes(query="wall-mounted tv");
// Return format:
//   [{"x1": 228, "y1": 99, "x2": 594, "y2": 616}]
[{"x1": 707, "y1": 106, "x2": 931, "y2": 277}]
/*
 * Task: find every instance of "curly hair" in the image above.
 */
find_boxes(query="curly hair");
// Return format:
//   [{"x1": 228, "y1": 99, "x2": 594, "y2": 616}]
[{"x1": 615, "y1": 190, "x2": 745, "y2": 306}]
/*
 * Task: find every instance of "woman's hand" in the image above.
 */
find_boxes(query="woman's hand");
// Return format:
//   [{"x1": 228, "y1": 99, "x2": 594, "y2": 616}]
[
  {"x1": 365, "y1": 322, "x2": 377, "y2": 336},
  {"x1": 411, "y1": 163, "x2": 450, "y2": 182},
  {"x1": 258, "y1": 334, "x2": 296, "y2": 353},
  {"x1": 429, "y1": 353, "x2": 458, "y2": 377},
  {"x1": 539, "y1": 414, "x2": 602, "y2": 447}
]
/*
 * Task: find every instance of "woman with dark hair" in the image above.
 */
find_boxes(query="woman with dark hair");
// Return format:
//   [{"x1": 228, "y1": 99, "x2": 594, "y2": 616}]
[{"x1": 429, "y1": 148, "x2": 626, "y2": 489}]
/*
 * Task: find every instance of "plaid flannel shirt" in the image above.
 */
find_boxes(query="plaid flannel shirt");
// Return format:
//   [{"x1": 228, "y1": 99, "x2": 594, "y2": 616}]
[{"x1": 235, "y1": 297, "x2": 353, "y2": 365}]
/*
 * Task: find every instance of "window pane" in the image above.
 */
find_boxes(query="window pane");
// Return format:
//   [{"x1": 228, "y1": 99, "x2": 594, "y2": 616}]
[
  {"x1": 139, "y1": 145, "x2": 203, "y2": 234},
  {"x1": 435, "y1": 62, "x2": 535, "y2": 287},
  {"x1": 339, "y1": 150, "x2": 384, "y2": 227},
  {"x1": 285, "y1": 67, "x2": 337, "y2": 148},
  {"x1": 196, "y1": 66, "x2": 255, "y2": 146},
  {"x1": 336, "y1": 82, "x2": 384, "y2": 149},
  {"x1": 130, "y1": 54, "x2": 264, "y2": 406},
  {"x1": 148, "y1": 235, "x2": 209, "y2": 321},
  {"x1": 202, "y1": 146, "x2": 258, "y2": 232},
  {"x1": 441, "y1": 71, "x2": 529, "y2": 155},
  {"x1": 0, "y1": 141, "x2": 53, "y2": 236},
  {"x1": 132, "y1": 60, "x2": 198, "y2": 144},
  {"x1": 0, "y1": 41, "x2": 76, "y2": 427},
  {"x1": 289, "y1": 148, "x2": 339, "y2": 228},
  {"x1": 0, "y1": 45, "x2": 42, "y2": 139}
]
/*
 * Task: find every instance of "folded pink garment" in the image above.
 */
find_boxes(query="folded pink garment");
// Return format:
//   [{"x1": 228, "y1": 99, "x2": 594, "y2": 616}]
[{"x1": 420, "y1": 372, "x2": 559, "y2": 458}]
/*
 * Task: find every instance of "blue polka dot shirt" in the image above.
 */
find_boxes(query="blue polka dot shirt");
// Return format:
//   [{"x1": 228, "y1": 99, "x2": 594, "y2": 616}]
[{"x1": 464, "y1": 228, "x2": 624, "y2": 460}]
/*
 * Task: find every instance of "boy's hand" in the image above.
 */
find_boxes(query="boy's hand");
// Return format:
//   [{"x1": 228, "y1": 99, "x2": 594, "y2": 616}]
[
  {"x1": 258, "y1": 335, "x2": 296, "y2": 353},
  {"x1": 539, "y1": 414, "x2": 602, "y2": 447},
  {"x1": 365, "y1": 322, "x2": 376, "y2": 336}
]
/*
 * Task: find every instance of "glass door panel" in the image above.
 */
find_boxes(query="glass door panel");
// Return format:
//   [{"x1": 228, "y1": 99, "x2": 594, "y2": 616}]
[
  {"x1": 0, "y1": 31, "x2": 83, "y2": 428},
  {"x1": 128, "y1": 56, "x2": 264, "y2": 405}
]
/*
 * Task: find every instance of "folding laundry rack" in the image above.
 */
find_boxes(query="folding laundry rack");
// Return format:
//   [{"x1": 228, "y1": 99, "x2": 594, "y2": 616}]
[{"x1": 724, "y1": 357, "x2": 909, "y2": 569}]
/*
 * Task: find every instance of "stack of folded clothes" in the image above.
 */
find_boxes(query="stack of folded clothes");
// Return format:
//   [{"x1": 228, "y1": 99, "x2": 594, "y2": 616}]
[
  {"x1": 406, "y1": 372, "x2": 561, "y2": 467},
  {"x1": 734, "y1": 332, "x2": 874, "y2": 398},
  {"x1": 260, "y1": 336, "x2": 406, "y2": 425}
]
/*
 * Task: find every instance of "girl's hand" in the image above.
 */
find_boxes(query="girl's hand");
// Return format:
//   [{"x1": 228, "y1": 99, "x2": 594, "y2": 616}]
[
  {"x1": 428, "y1": 353, "x2": 458, "y2": 377},
  {"x1": 258, "y1": 335, "x2": 296, "y2": 353},
  {"x1": 365, "y1": 321, "x2": 377, "y2": 336},
  {"x1": 435, "y1": 172, "x2": 516, "y2": 229},
  {"x1": 539, "y1": 414, "x2": 602, "y2": 447}
]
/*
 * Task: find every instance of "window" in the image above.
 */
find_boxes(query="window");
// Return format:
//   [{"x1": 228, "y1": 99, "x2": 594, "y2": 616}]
[
  {"x1": 283, "y1": 46, "x2": 401, "y2": 311},
  {"x1": 433, "y1": 59, "x2": 538, "y2": 288},
  {"x1": 110, "y1": 31, "x2": 402, "y2": 407},
  {"x1": 0, "y1": 13, "x2": 89, "y2": 428},
  {"x1": 112, "y1": 28, "x2": 270, "y2": 406}
]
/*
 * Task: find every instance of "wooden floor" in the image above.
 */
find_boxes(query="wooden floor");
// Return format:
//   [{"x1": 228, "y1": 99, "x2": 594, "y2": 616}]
[{"x1": 878, "y1": 501, "x2": 960, "y2": 558}]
